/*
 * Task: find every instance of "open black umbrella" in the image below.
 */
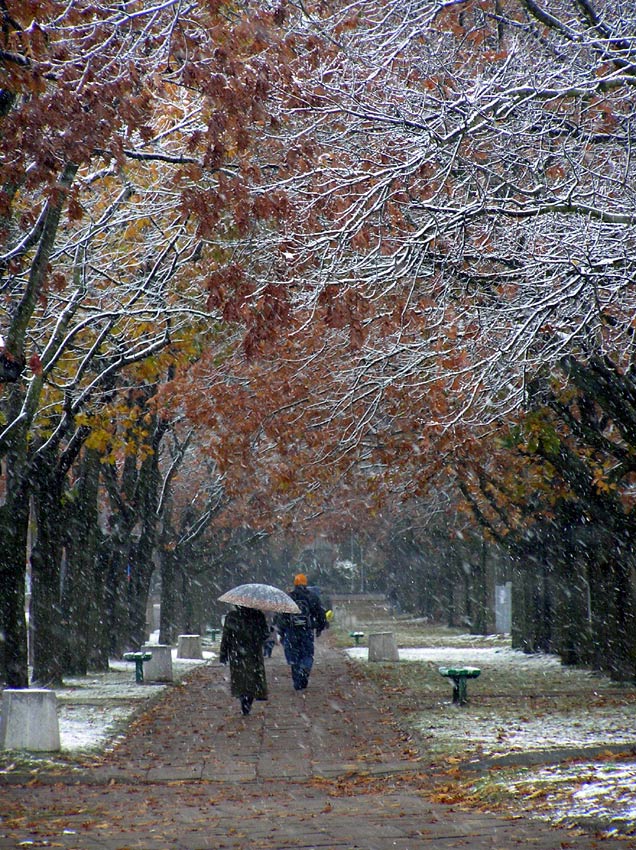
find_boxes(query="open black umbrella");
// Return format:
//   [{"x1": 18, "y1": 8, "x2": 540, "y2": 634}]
[{"x1": 218, "y1": 583, "x2": 300, "y2": 614}]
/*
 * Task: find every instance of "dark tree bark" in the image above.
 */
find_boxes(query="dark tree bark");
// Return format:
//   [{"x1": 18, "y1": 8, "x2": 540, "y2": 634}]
[
  {"x1": 159, "y1": 547, "x2": 179, "y2": 645},
  {"x1": 510, "y1": 528, "x2": 555, "y2": 654},
  {"x1": 467, "y1": 539, "x2": 491, "y2": 635},
  {"x1": 61, "y1": 449, "x2": 104, "y2": 675},
  {"x1": 514, "y1": 358, "x2": 636, "y2": 676},
  {"x1": 102, "y1": 455, "x2": 137, "y2": 656},
  {"x1": 30, "y1": 453, "x2": 66, "y2": 685},
  {"x1": 586, "y1": 533, "x2": 636, "y2": 681},
  {"x1": 89, "y1": 545, "x2": 111, "y2": 671},
  {"x1": 0, "y1": 163, "x2": 78, "y2": 687},
  {"x1": 0, "y1": 402, "x2": 31, "y2": 687},
  {"x1": 0, "y1": 497, "x2": 29, "y2": 688},
  {"x1": 126, "y1": 413, "x2": 169, "y2": 648}
]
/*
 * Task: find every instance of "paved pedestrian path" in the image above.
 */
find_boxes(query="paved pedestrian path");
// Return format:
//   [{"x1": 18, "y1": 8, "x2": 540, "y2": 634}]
[{"x1": 1, "y1": 640, "x2": 631, "y2": 849}]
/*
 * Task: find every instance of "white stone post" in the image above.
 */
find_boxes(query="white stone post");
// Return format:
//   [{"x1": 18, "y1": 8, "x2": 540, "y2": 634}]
[
  {"x1": 368, "y1": 632, "x2": 400, "y2": 662},
  {"x1": 142, "y1": 644, "x2": 173, "y2": 682},
  {"x1": 0, "y1": 689, "x2": 61, "y2": 751},
  {"x1": 177, "y1": 634, "x2": 203, "y2": 659}
]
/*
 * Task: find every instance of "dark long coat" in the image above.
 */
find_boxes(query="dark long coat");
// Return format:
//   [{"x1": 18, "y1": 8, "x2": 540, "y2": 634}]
[{"x1": 219, "y1": 607, "x2": 269, "y2": 700}]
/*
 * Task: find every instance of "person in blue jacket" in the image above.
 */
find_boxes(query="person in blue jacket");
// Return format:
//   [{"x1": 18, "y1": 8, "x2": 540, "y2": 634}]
[{"x1": 274, "y1": 573, "x2": 328, "y2": 691}]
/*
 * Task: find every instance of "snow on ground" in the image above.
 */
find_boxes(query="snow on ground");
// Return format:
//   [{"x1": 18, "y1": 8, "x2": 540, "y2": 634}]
[
  {"x1": 347, "y1": 645, "x2": 636, "y2": 752},
  {"x1": 5, "y1": 630, "x2": 635, "y2": 836},
  {"x1": 346, "y1": 643, "x2": 636, "y2": 836},
  {"x1": 347, "y1": 643, "x2": 563, "y2": 665},
  {"x1": 55, "y1": 645, "x2": 216, "y2": 752},
  {"x1": 500, "y1": 759, "x2": 636, "y2": 836}
]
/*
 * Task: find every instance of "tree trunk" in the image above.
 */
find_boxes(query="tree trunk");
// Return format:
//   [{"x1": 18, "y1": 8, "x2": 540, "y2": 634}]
[
  {"x1": 127, "y1": 448, "x2": 162, "y2": 647},
  {"x1": 159, "y1": 548, "x2": 179, "y2": 645},
  {"x1": 552, "y1": 530, "x2": 593, "y2": 667},
  {"x1": 0, "y1": 164, "x2": 78, "y2": 687},
  {"x1": 468, "y1": 540, "x2": 490, "y2": 635},
  {"x1": 180, "y1": 563, "x2": 205, "y2": 634},
  {"x1": 102, "y1": 455, "x2": 137, "y2": 656},
  {"x1": 446, "y1": 551, "x2": 457, "y2": 628},
  {"x1": 0, "y1": 501, "x2": 29, "y2": 687},
  {"x1": 611, "y1": 557, "x2": 636, "y2": 680},
  {"x1": 88, "y1": 543, "x2": 111, "y2": 672},
  {"x1": 102, "y1": 529, "x2": 133, "y2": 656},
  {"x1": 61, "y1": 449, "x2": 102, "y2": 675},
  {"x1": 30, "y1": 454, "x2": 66, "y2": 686},
  {"x1": 0, "y1": 411, "x2": 31, "y2": 687},
  {"x1": 511, "y1": 536, "x2": 554, "y2": 654},
  {"x1": 587, "y1": 535, "x2": 636, "y2": 681}
]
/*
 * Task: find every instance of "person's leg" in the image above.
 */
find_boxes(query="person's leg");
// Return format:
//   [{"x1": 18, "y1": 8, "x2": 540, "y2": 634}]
[
  {"x1": 297, "y1": 633, "x2": 315, "y2": 689},
  {"x1": 291, "y1": 664, "x2": 305, "y2": 690},
  {"x1": 282, "y1": 636, "x2": 295, "y2": 666},
  {"x1": 296, "y1": 666, "x2": 309, "y2": 690},
  {"x1": 284, "y1": 636, "x2": 304, "y2": 688},
  {"x1": 240, "y1": 695, "x2": 253, "y2": 715}
]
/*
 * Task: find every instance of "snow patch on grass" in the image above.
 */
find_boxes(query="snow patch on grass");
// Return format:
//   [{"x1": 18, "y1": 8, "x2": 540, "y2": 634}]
[
  {"x1": 496, "y1": 759, "x2": 636, "y2": 836},
  {"x1": 39, "y1": 650, "x2": 215, "y2": 754},
  {"x1": 346, "y1": 642, "x2": 636, "y2": 835}
]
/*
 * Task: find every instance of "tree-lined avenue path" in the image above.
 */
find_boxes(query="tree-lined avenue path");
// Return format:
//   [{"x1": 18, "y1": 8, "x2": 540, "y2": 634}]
[{"x1": 0, "y1": 639, "x2": 628, "y2": 849}]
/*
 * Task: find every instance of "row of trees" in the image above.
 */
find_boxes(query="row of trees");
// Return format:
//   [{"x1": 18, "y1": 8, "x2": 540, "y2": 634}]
[
  {"x1": 2, "y1": 0, "x2": 636, "y2": 686},
  {"x1": 186, "y1": 0, "x2": 636, "y2": 678},
  {"x1": 0, "y1": 0, "x2": 293, "y2": 686}
]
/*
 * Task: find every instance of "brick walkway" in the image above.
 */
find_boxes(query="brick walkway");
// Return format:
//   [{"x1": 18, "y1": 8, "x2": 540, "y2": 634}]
[{"x1": 1, "y1": 640, "x2": 631, "y2": 849}]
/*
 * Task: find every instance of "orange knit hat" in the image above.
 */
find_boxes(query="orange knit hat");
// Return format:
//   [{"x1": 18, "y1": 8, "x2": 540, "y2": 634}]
[{"x1": 294, "y1": 573, "x2": 308, "y2": 586}]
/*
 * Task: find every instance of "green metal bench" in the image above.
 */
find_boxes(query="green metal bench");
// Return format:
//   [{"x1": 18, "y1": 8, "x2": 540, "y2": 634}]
[
  {"x1": 349, "y1": 631, "x2": 365, "y2": 646},
  {"x1": 123, "y1": 651, "x2": 153, "y2": 683},
  {"x1": 438, "y1": 666, "x2": 481, "y2": 706},
  {"x1": 206, "y1": 627, "x2": 221, "y2": 641}
]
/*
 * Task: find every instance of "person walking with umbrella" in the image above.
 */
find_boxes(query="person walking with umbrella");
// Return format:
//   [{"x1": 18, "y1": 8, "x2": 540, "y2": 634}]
[
  {"x1": 217, "y1": 583, "x2": 301, "y2": 715},
  {"x1": 274, "y1": 573, "x2": 328, "y2": 691},
  {"x1": 219, "y1": 606, "x2": 269, "y2": 716}
]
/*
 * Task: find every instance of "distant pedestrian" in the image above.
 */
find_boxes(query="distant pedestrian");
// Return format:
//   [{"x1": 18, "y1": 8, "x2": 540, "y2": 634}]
[
  {"x1": 274, "y1": 573, "x2": 328, "y2": 691},
  {"x1": 219, "y1": 606, "x2": 269, "y2": 715},
  {"x1": 387, "y1": 585, "x2": 401, "y2": 616},
  {"x1": 263, "y1": 621, "x2": 276, "y2": 658}
]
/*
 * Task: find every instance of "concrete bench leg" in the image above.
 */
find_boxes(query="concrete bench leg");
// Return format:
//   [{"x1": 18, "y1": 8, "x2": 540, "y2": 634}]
[{"x1": 0, "y1": 689, "x2": 61, "y2": 751}]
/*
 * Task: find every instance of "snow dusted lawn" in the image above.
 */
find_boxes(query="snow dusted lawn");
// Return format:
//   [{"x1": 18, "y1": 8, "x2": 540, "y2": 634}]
[
  {"x1": 54, "y1": 649, "x2": 216, "y2": 752},
  {"x1": 346, "y1": 639, "x2": 636, "y2": 836},
  {"x1": 498, "y1": 759, "x2": 636, "y2": 837},
  {"x1": 4, "y1": 594, "x2": 636, "y2": 838},
  {"x1": 348, "y1": 644, "x2": 636, "y2": 754},
  {"x1": 0, "y1": 646, "x2": 217, "y2": 760}
]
